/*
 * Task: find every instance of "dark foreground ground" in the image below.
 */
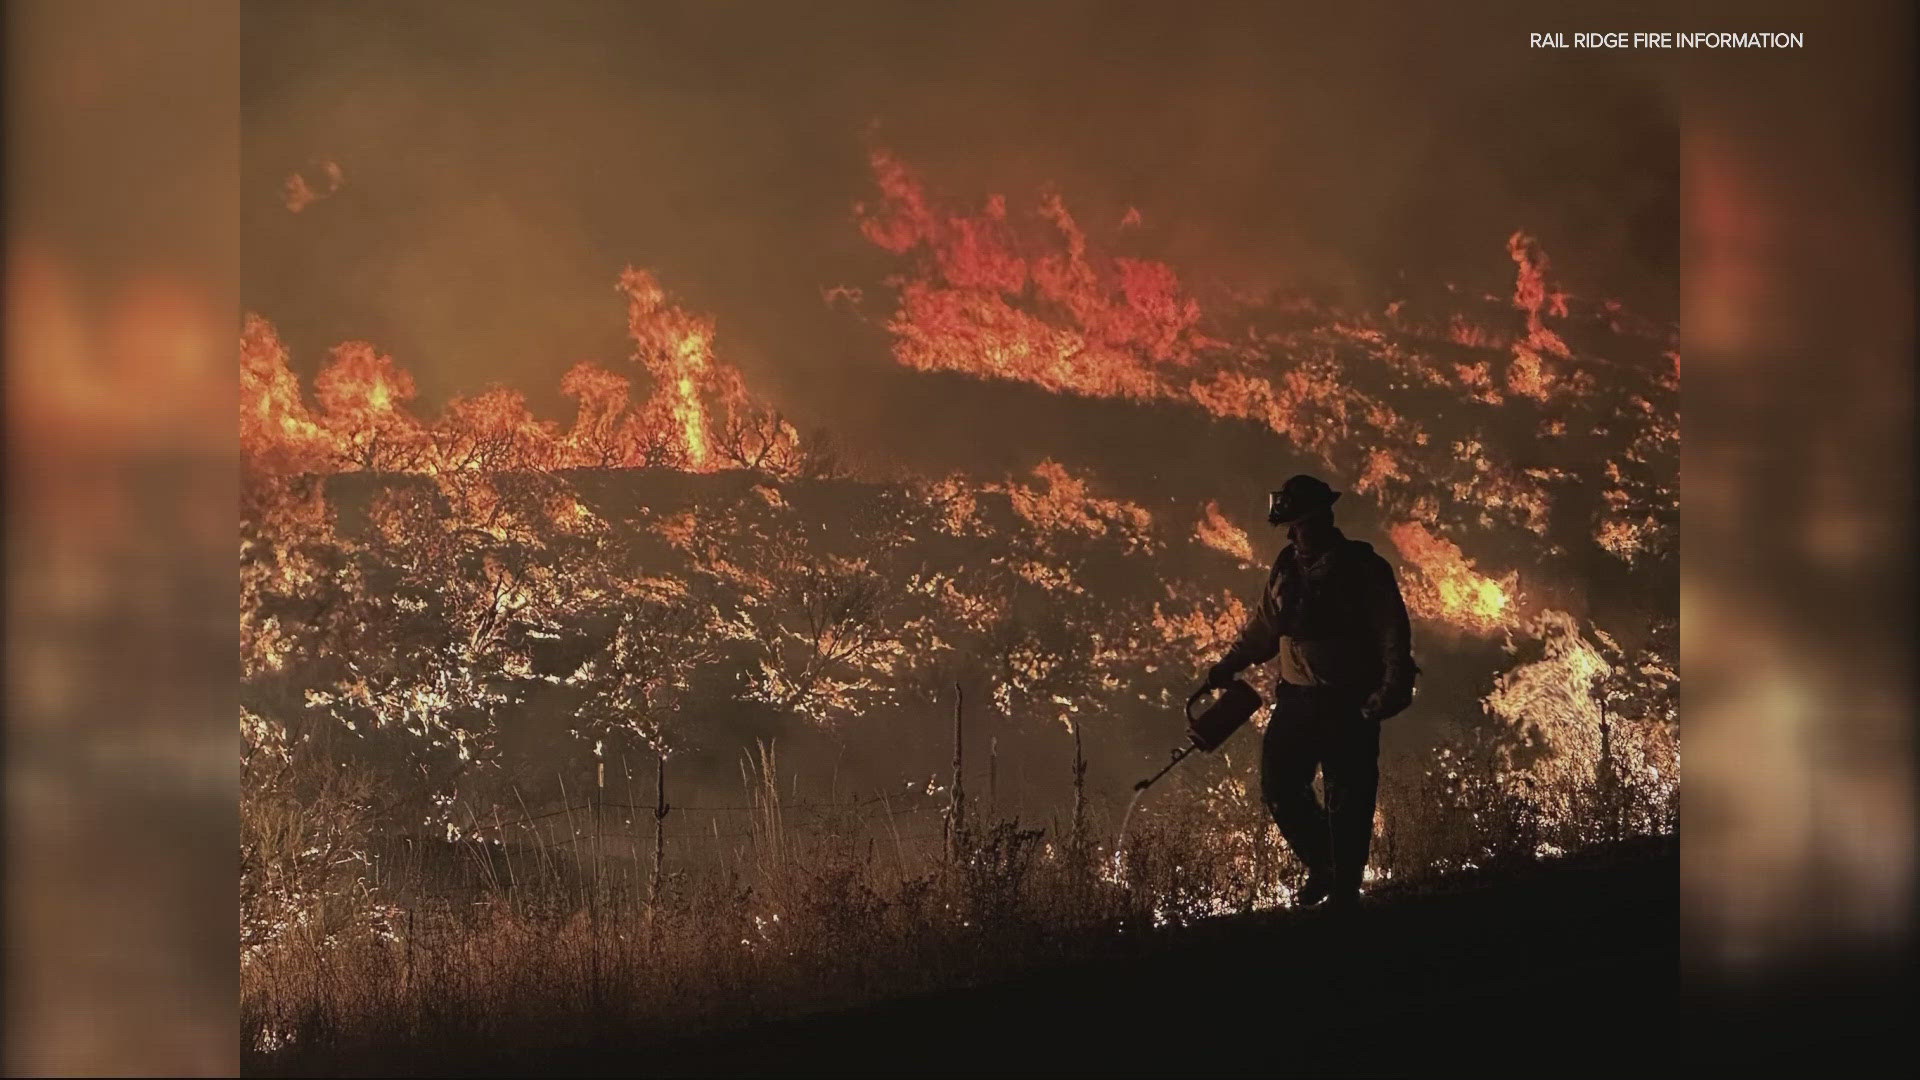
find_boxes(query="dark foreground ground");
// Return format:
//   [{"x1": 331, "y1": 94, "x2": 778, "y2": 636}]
[
  {"x1": 258, "y1": 833, "x2": 1919, "y2": 1076},
  {"x1": 655, "y1": 837, "x2": 1683, "y2": 1077},
  {"x1": 255, "y1": 837, "x2": 1697, "y2": 1068},
  {"x1": 254, "y1": 836, "x2": 1712, "y2": 1076},
  {"x1": 263, "y1": 837, "x2": 1689, "y2": 1068}
]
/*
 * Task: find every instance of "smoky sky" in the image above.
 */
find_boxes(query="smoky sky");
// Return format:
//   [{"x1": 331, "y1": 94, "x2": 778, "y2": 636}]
[{"x1": 243, "y1": 0, "x2": 1677, "y2": 460}]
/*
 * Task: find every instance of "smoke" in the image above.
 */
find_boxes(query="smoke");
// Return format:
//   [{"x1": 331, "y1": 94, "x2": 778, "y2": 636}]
[{"x1": 242, "y1": 1, "x2": 1675, "y2": 439}]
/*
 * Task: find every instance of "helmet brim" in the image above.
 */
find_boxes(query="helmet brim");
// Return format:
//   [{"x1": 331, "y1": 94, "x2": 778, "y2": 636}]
[{"x1": 1266, "y1": 490, "x2": 1340, "y2": 525}]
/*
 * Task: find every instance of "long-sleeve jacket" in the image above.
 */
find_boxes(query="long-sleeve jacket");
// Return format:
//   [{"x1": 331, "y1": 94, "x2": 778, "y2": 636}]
[{"x1": 1220, "y1": 531, "x2": 1415, "y2": 696}]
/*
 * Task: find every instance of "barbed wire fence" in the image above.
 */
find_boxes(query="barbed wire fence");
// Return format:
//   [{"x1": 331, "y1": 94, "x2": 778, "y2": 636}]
[{"x1": 374, "y1": 784, "x2": 1053, "y2": 897}]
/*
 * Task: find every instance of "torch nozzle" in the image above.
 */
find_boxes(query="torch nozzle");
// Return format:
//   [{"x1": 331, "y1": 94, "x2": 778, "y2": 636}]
[{"x1": 1130, "y1": 744, "x2": 1193, "y2": 794}]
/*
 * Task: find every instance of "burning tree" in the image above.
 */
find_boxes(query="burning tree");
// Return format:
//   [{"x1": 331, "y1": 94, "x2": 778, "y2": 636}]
[{"x1": 746, "y1": 542, "x2": 903, "y2": 727}]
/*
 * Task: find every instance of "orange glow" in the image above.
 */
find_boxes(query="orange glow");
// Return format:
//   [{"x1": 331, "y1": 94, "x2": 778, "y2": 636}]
[
  {"x1": 313, "y1": 341, "x2": 425, "y2": 471},
  {"x1": 240, "y1": 315, "x2": 328, "y2": 473},
  {"x1": 1000, "y1": 460, "x2": 1154, "y2": 546},
  {"x1": 283, "y1": 160, "x2": 343, "y2": 213},
  {"x1": 620, "y1": 266, "x2": 718, "y2": 468},
  {"x1": 1387, "y1": 521, "x2": 1515, "y2": 634},
  {"x1": 856, "y1": 149, "x2": 1209, "y2": 406},
  {"x1": 1506, "y1": 230, "x2": 1570, "y2": 358},
  {"x1": 242, "y1": 266, "x2": 798, "y2": 481},
  {"x1": 1194, "y1": 500, "x2": 1254, "y2": 563},
  {"x1": 850, "y1": 150, "x2": 1621, "y2": 554}
]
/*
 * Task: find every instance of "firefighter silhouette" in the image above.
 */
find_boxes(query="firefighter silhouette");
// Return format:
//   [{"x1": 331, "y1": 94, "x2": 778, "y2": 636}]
[{"x1": 1207, "y1": 474, "x2": 1416, "y2": 908}]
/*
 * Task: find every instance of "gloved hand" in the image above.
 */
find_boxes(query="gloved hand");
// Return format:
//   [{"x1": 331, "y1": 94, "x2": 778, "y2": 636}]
[
  {"x1": 1360, "y1": 689, "x2": 1387, "y2": 721},
  {"x1": 1205, "y1": 661, "x2": 1240, "y2": 689},
  {"x1": 1362, "y1": 683, "x2": 1413, "y2": 721}
]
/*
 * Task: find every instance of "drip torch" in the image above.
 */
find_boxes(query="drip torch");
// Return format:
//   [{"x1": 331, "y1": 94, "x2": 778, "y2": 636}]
[{"x1": 1117, "y1": 678, "x2": 1264, "y2": 851}]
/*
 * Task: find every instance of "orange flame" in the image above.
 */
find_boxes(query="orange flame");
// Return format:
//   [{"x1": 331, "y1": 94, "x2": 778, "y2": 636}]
[
  {"x1": 1151, "y1": 590, "x2": 1252, "y2": 674},
  {"x1": 1506, "y1": 230, "x2": 1570, "y2": 358},
  {"x1": 1386, "y1": 521, "x2": 1515, "y2": 634},
  {"x1": 620, "y1": 267, "x2": 717, "y2": 468},
  {"x1": 313, "y1": 341, "x2": 426, "y2": 471},
  {"x1": 1194, "y1": 500, "x2": 1253, "y2": 563},
  {"x1": 849, "y1": 151, "x2": 1685, "y2": 605},
  {"x1": 241, "y1": 267, "x2": 797, "y2": 480},
  {"x1": 1001, "y1": 460, "x2": 1153, "y2": 546},
  {"x1": 559, "y1": 361, "x2": 643, "y2": 467},
  {"x1": 433, "y1": 387, "x2": 557, "y2": 474},
  {"x1": 240, "y1": 314, "x2": 328, "y2": 473},
  {"x1": 856, "y1": 149, "x2": 1210, "y2": 406},
  {"x1": 852, "y1": 150, "x2": 1564, "y2": 539}
]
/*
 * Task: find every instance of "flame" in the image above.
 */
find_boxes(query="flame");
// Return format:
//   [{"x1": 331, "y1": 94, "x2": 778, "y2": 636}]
[
  {"x1": 433, "y1": 387, "x2": 557, "y2": 474},
  {"x1": 241, "y1": 267, "x2": 797, "y2": 480},
  {"x1": 999, "y1": 460, "x2": 1153, "y2": 546},
  {"x1": 240, "y1": 314, "x2": 328, "y2": 473},
  {"x1": 1482, "y1": 610, "x2": 1677, "y2": 827},
  {"x1": 1595, "y1": 514, "x2": 1660, "y2": 563},
  {"x1": 1194, "y1": 500, "x2": 1253, "y2": 563},
  {"x1": 1151, "y1": 591, "x2": 1248, "y2": 663},
  {"x1": 1506, "y1": 230, "x2": 1570, "y2": 358},
  {"x1": 850, "y1": 150, "x2": 1625, "y2": 551},
  {"x1": 313, "y1": 341, "x2": 425, "y2": 471},
  {"x1": 1504, "y1": 230, "x2": 1571, "y2": 405},
  {"x1": 240, "y1": 150, "x2": 1679, "y2": 990},
  {"x1": 620, "y1": 267, "x2": 717, "y2": 468},
  {"x1": 559, "y1": 361, "x2": 642, "y2": 467},
  {"x1": 1447, "y1": 314, "x2": 1501, "y2": 349},
  {"x1": 1353, "y1": 448, "x2": 1408, "y2": 496},
  {"x1": 1505, "y1": 346, "x2": 1554, "y2": 402},
  {"x1": 1386, "y1": 521, "x2": 1515, "y2": 634},
  {"x1": 856, "y1": 149, "x2": 1209, "y2": 406},
  {"x1": 918, "y1": 475, "x2": 982, "y2": 535}
]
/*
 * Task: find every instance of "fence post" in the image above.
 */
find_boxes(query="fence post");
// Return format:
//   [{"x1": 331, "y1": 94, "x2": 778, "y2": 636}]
[
  {"x1": 1069, "y1": 717, "x2": 1087, "y2": 851},
  {"x1": 1597, "y1": 695, "x2": 1619, "y2": 842},
  {"x1": 650, "y1": 752, "x2": 669, "y2": 904},
  {"x1": 987, "y1": 735, "x2": 998, "y2": 822},
  {"x1": 946, "y1": 682, "x2": 965, "y2": 862}
]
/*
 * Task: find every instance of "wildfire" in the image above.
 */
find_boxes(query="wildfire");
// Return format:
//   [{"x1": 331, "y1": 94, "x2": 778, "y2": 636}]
[
  {"x1": 918, "y1": 475, "x2": 983, "y2": 535},
  {"x1": 240, "y1": 314, "x2": 328, "y2": 473},
  {"x1": 558, "y1": 361, "x2": 643, "y2": 468},
  {"x1": 237, "y1": 132, "x2": 1682, "y2": 1045},
  {"x1": 240, "y1": 266, "x2": 799, "y2": 481},
  {"x1": 856, "y1": 148, "x2": 1210, "y2": 406},
  {"x1": 1386, "y1": 521, "x2": 1515, "y2": 634},
  {"x1": 620, "y1": 267, "x2": 718, "y2": 468},
  {"x1": 1480, "y1": 609, "x2": 1677, "y2": 832},
  {"x1": 1000, "y1": 460, "x2": 1154, "y2": 546},
  {"x1": 1194, "y1": 500, "x2": 1254, "y2": 563},
  {"x1": 312, "y1": 341, "x2": 427, "y2": 471},
  {"x1": 1506, "y1": 230, "x2": 1570, "y2": 358},
  {"x1": 848, "y1": 149, "x2": 1673, "y2": 562},
  {"x1": 1151, "y1": 591, "x2": 1249, "y2": 664}
]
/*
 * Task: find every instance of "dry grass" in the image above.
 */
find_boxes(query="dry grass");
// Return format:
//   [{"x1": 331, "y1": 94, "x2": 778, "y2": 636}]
[{"x1": 242, "y1": 731, "x2": 1674, "y2": 1069}]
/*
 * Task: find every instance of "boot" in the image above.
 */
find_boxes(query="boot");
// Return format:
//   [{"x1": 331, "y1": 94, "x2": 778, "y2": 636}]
[{"x1": 1296, "y1": 868, "x2": 1334, "y2": 907}]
